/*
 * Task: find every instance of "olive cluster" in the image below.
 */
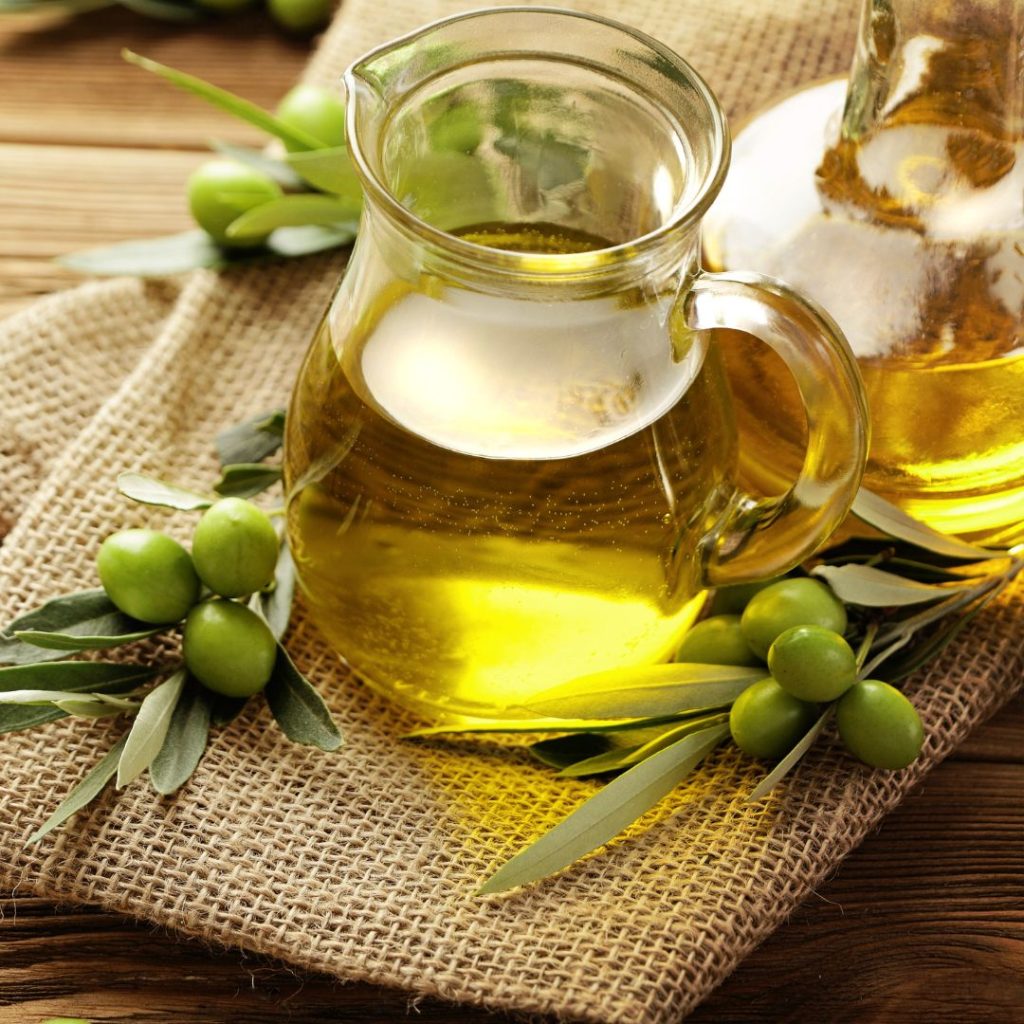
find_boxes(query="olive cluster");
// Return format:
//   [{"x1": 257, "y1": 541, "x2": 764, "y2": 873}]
[
  {"x1": 96, "y1": 498, "x2": 281, "y2": 698},
  {"x1": 187, "y1": 84, "x2": 346, "y2": 247},
  {"x1": 679, "y1": 578, "x2": 924, "y2": 771}
]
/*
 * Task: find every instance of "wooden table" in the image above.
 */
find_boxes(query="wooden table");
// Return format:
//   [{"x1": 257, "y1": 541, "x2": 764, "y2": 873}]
[{"x1": 1, "y1": 10, "x2": 1022, "y2": 1022}]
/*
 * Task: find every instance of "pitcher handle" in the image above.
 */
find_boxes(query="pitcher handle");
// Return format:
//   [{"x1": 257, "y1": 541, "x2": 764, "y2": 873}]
[{"x1": 685, "y1": 270, "x2": 870, "y2": 587}]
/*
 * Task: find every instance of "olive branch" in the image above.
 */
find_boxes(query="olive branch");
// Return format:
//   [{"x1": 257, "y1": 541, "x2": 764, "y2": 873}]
[{"x1": 1, "y1": 410, "x2": 342, "y2": 846}]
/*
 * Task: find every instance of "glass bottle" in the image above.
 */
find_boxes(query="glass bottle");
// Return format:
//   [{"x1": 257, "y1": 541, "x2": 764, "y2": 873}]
[{"x1": 704, "y1": 0, "x2": 1024, "y2": 542}]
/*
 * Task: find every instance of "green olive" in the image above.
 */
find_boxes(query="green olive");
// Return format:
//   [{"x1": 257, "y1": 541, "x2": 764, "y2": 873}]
[
  {"x1": 836, "y1": 679, "x2": 924, "y2": 770},
  {"x1": 740, "y1": 578, "x2": 847, "y2": 660},
  {"x1": 96, "y1": 529, "x2": 200, "y2": 624},
  {"x1": 676, "y1": 615, "x2": 761, "y2": 666},
  {"x1": 728, "y1": 678, "x2": 818, "y2": 760},
  {"x1": 267, "y1": 0, "x2": 333, "y2": 35},
  {"x1": 186, "y1": 159, "x2": 282, "y2": 248},
  {"x1": 183, "y1": 600, "x2": 277, "y2": 697},
  {"x1": 767, "y1": 625, "x2": 857, "y2": 702},
  {"x1": 275, "y1": 84, "x2": 346, "y2": 151},
  {"x1": 191, "y1": 498, "x2": 279, "y2": 598}
]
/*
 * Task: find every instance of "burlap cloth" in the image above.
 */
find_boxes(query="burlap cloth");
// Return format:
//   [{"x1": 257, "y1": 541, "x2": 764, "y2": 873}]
[{"x1": 2, "y1": 2, "x2": 1021, "y2": 1022}]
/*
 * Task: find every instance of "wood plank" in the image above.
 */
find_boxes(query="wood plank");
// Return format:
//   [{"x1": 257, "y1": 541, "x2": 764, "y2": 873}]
[
  {"x1": 0, "y1": 7, "x2": 310, "y2": 149},
  {"x1": 1, "y1": 753, "x2": 1021, "y2": 1023},
  {"x1": 0, "y1": 142, "x2": 201, "y2": 317}
]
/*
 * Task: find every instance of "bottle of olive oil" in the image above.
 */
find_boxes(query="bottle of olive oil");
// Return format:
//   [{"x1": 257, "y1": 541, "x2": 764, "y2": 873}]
[
  {"x1": 285, "y1": 225, "x2": 736, "y2": 721},
  {"x1": 705, "y1": 9, "x2": 1024, "y2": 542}
]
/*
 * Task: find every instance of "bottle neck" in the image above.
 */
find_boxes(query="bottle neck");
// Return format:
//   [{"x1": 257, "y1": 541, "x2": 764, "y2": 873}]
[{"x1": 841, "y1": 0, "x2": 1024, "y2": 143}]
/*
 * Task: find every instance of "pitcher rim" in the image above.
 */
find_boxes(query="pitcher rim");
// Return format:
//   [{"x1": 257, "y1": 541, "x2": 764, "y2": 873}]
[{"x1": 343, "y1": 5, "x2": 731, "y2": 276}]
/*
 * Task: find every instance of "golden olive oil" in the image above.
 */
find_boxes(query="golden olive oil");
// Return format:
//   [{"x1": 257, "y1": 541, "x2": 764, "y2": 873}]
[{"x1": 285, "y1": 225, "x2": 737, "y2": 721}]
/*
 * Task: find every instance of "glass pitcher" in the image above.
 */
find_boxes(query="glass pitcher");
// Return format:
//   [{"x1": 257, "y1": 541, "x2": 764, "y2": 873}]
[
  {"x1": 704, "y1": 0, "x2": 1024, "y2": 543},
  {"x1": 283, "y1": 7, "x2": 869, "y2": 723}
]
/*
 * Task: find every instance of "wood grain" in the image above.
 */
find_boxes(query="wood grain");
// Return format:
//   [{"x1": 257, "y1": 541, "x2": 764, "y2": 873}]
[
  {"x1": 0, "y1": 8, "x2": 1022, "y2": 1024},
  {"x1": 1, "y1": 735, "x2": 1021, "y2": 1024},
  {"x1": 0, "y1": 7, "x2": 308, "y2": 148}
]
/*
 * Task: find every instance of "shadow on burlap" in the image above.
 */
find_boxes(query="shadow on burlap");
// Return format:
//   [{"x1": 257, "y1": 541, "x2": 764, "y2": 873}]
[{"x1": 2, "y1": 3, "x2": 1021, "y2": 1022}]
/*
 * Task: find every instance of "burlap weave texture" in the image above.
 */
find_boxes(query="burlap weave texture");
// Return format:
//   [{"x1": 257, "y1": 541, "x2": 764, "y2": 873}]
[{"x1": 2, "y1": 2, "x2": 1022, "y2": 1022}]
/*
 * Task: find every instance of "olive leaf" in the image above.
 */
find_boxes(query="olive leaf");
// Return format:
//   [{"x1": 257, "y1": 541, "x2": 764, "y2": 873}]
[
  {"x1": 812, "y1": 563, "x2": 974, "y2": 607},
  {"x1": 1, "y1": 590, "x2": 158, "y2": 665},
  {"x1": 0, "y1": 662, "x2": 156, "y2": 734},
  {"x1": 746, "y1": 709, "x2": 833, "y2": 802},
  {"x1": 477, "y1": 722, "x2": 730, "y2": 894},
  {"x1": 530, "y1": 732, "x2": 619, "y2": 770},
  {"x1": 15, "y1": 624, "x2": 161, "y2": 653},
  {"x1": 60, "y1": 230, "x2": 229, "y2": 277},
  {"x1": 264, "y1": 646, "x2": 342, "y2": 751},
  {"x1": 225, "y1": 196, "x2": 360, "y2": 240},
  {"x1": 0, "y1": 689, "x2": 140, "y2": 709},
  {"x1": 117, "y1": 471, "x2": 213, "y2": 511},
  {"x1": 117, "y1": 670, "x2": 187, "y2": 788},
  {"x1": 852, "y1": 490, "x2": 1002, "y2": 561},
  {"x1": 257, "y1": 543, "x2": 296, "y2": 641},
  {"x1": 285, "y1": 147, "x2": 362, "y2": 202},
  {"x1": 209, "y1": 141, "x2": 306, "y2": 190},
  {"x1": 122, "y1": 51, "x2": 322, "y2": 152},
  {"x1": 149, "y1": 681, "x2": 212, "y2": 795},
  {"x1": 882, "y1": 587, "x2": 1002, "y2": 682},
  {"x1": 265, "y1": 224, "x2": 355, "y2": 257},
  {"x1": 520, "y1": 663, "x2": 764, "y2": 721},
  {"x1": 54, "y1": 700, "x2": 133, "y2": 719},
  {"x1": 213, "y1": 463, "x2": 283, "y2": 499},
  {"x1": 558, "y1": 713, "x2": 730, "y2": 778},
  {"x1": 215, "y1": 408, "x2": 285, "y2": 467},
  {"x1": 25, "y1": 734, "x2": 129, "y2": 846}
]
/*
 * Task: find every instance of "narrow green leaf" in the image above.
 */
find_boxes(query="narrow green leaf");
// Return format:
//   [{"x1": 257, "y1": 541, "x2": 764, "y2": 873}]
[
  {"x1": 0, "y1": 689, "x2": 140, "y2": 708},
  {"x1": 54, "y1": 700, "x2": 131, "y2": 719},
  {"x1": 559, "y1": 713, "x2": 730, "y2": 778},
  {"x1": 209, "y1": 141, "x2": 306, "y2": 189},
  {"x1": 149, "y1": 682, "x2": 212, "y2": 795},
  {"x1": 59, "y1": 230, "x2": 229, "y2": 277},
  {"x1": 520, "y1": 663, "x2": 764, "y2": 721},
  {"x1": 264, "y1": 646, "x2": 342, "y2": 751},
  {"x1": 116, "y1": 0, "x2": 203, "y2": 20},
  {"x1": 122, "y1": 51, "x2": 321, "y2": 152},
  {"x1": 117, "y1": 671, "x2": 187, "y2": 788},
  {"x1": 215, "y1": 408, "x2": 286, "y2": 467},
  {"x1": 15, "y1": 624, "x2": 161, "y2": 652},
  {"x1": 263, "y1": 224, "x2": 356, "y2": 257},
  {"x1": 285, "y1": 146, "x2": 362, "y2": 201},
  {"x1": 813, "y1": 563, "x2": 974, "y2": 607},
  {"x1": 258, "y1": 543, "x2": 295, "y2": 641},
  {"x1": 25, "y1": 734, "x2": 129, "y2": 845},
  {"x1": 1, "y1": 590, "x2": 157, "y2": 664},
  {"x1": 530, "y1": 733, "x2": 616, "y2": 770},
  {"x1": 746, "y1": 709, "x2": 833, "y2": 802},
  {"x1": 0, "y1": 661, "x2": 157, "y2": 693},
  {"x1": 478, "y1": 723, "x2": 729, "y2": 894},
  {"x1": 213, "y1": 463, "x2": 282, "y2": 499},
  {"x1": 226, "y1": 195, "x2": 360, "y2": 240},
  {"x1": 883, "y1": 588, "x2": 1001, "y2": 681},
  {"x1": 117, "y1": 471, "x2": 213, "y2": 511},
  {"x1": 852, "y1": 490, "x2": 1002, "y2": 561}
]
